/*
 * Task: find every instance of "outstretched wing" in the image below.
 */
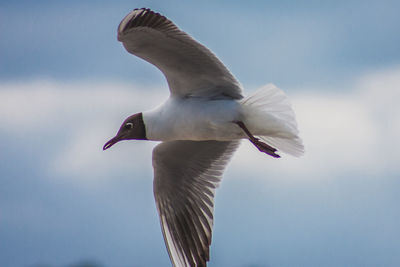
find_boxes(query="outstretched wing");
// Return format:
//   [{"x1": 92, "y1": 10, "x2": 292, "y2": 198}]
[
  {"x1": 152, "y1": 140, "x2": 240, "y2": 266},
  {"x1": 118, "y1": 8, "x2": 243, "y2": 99}
]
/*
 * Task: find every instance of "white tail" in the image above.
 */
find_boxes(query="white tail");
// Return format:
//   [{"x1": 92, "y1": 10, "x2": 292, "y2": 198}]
[{"x1": 240, "y1": 84, "x2": 304, "y2": 157}]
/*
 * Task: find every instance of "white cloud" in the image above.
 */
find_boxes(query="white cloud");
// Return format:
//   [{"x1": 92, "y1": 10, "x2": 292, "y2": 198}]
[
  {"x1": 231, "y1": 66, "x2": 400, "y2": 178},
  {"x1": 0, "y1": 80, "x2": 168, "y2": 131},
  {"x1": 1, "y1": 67, "x2": 399, "y2": 182},
  {"x1": 0, "y1": 80, "x2": 167, "y2": 180}
]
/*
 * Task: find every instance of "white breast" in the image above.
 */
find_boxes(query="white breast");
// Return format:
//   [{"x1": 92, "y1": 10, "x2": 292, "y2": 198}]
[{"x1": 143, "y1": 97, "x2": 244, "y2": 141}]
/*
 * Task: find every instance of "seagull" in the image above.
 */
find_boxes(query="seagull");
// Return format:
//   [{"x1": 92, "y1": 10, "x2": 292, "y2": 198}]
[{"x1": 103, "y1": 8, "x2": 303, "y2": 267}]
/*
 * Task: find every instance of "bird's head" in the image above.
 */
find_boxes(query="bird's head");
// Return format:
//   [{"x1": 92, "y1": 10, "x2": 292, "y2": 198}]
[{"x1": 103, "y1": 112, "x2": 147, "y2": 150}]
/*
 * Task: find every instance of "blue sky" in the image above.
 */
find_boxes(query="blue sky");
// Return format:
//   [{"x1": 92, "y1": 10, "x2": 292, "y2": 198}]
[{"x1": 1, "y1": 1, "x2": 400, "y2": 267}]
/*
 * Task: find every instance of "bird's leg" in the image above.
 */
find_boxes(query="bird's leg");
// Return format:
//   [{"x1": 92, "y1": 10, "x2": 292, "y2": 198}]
[{"x1": 234, "y1": 121, "x2": 280, "y2": 158}]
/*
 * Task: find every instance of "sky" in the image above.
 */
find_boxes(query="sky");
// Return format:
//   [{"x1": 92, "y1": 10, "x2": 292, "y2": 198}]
[{"x1": 1, "y1": 0, "x2": 400, "y2": 266}]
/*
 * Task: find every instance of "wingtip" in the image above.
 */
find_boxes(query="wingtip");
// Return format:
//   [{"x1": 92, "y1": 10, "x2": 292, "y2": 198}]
[
  {"x1": 118, "y1": 8, "x2": 154, "y2": 37},
  {"x1": 117, "y1": 8, "x2": 176, "y2": 42}
]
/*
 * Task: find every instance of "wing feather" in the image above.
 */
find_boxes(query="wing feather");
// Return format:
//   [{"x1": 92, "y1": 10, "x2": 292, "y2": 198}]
[
  {"x1": 153, "y1": 140, "x2": 239, "y2": 266},
  {"x1": 118, "y1": 8, "x2": 243, "y2": 99}
]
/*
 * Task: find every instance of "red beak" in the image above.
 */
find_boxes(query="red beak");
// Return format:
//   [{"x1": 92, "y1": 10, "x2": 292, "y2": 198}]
[{"x1": 103, "y1": 135, "x2": 121, "y2": 150}]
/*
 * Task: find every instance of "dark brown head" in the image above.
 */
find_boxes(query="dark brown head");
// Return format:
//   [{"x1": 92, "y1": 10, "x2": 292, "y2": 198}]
[{"x1": 103, "y1": 112, "x2": 147, "y2": 150}]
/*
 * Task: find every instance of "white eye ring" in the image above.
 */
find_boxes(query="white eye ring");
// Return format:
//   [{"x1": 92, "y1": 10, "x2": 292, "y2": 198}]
[{"x1": 125, "y1": 122, "x2": 134, "y2": 129}]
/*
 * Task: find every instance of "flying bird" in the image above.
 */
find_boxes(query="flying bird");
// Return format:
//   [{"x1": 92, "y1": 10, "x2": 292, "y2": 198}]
[{"x1": 103, "y1": 8, "x2": 303, "y2": 267}]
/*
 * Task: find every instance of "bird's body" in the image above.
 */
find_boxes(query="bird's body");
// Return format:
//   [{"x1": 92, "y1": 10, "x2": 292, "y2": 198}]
[
  {"x1": 144, "y1": 97, "x2": 243, "y2": 141},
  {"x1": 104, "y1": 8, "x2": 304, "y2": 267}
]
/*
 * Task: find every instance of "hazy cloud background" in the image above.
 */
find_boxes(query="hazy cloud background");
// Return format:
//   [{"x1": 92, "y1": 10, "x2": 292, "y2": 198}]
[{"x1": 1, "y1": 1, "x2": 399, "y2": 266}]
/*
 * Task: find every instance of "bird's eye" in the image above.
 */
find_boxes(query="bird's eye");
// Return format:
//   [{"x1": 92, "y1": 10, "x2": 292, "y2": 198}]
[{"x1": 124, "y1": 122, "x2": 134, "y2": 129}]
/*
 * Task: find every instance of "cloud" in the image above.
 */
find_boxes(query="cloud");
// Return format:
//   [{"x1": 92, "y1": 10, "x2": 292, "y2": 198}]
[
  {"x1": 0, "y1": 80, "x2": 167, "y2": 180},
  {"x1": 1, "y1": 67, "x2": 399, "y2": 182},
  {"x1": 231, "y1": 66, "x2": 400, "y2": 178},
  {"x1": 0, "y1": 80, "x2": 167, "y2": 129}
]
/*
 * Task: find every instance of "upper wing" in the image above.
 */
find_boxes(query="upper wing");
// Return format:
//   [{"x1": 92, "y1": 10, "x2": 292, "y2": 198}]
[
  {"x1": 152, "y1": 140, "x2": 240, "y2": 266},
  {"x1": 118, "y1": 8, "x2": 243, "y2": 99}
]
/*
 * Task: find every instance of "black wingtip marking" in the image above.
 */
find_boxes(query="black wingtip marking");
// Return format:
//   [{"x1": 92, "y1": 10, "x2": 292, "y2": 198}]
[{"x1": 118, "y1": 8, "x2": 177, "y2": 37}]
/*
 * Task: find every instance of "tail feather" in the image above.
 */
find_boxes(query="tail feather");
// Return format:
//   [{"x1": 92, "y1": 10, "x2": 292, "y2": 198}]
[
  {"x1": 240, "y1": 84, "x2": 304, "y2": 157},
  {"x1": 259, "y1": 136, "x2": 304, "y2": 157}
]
